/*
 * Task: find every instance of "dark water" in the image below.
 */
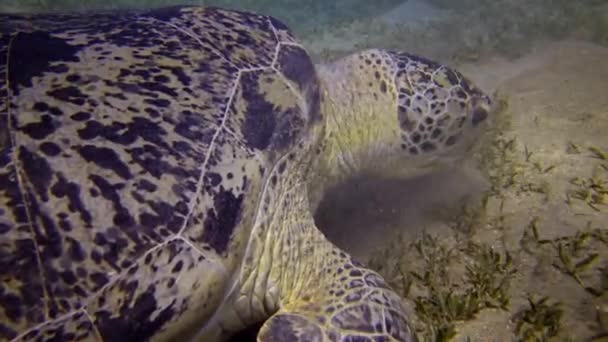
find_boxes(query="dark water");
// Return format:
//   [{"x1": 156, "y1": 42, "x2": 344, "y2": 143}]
[
  {"x1": 3, "y1": 0, "x2": 606, "y2": 61},
  {"x1": 0, "y1": 0, "x2": 403, "y2": 36}
]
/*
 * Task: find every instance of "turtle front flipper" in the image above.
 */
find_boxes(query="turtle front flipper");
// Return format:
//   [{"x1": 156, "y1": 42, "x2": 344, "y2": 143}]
[
  {"x1": 257, "y1": 255, "x2": 415, "y2": 342},
  {"x1": 257, "y1": 312, "x2": 323, "y2": 341}
]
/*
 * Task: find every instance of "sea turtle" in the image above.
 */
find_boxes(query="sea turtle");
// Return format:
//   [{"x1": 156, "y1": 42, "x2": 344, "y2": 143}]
[{"x1": 0, "y1": 5, "x2": 493, "y2": 342}]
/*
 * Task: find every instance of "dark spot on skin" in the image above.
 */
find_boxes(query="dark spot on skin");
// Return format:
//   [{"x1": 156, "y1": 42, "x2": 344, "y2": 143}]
[
  {"x1": 201, "y1": 188, "x2": 243, "y2": 254},
  {"x1": 39, "y1": 142, "x2": 61, "y2": 157},
  {"x1": 153, "y1": 74, "x2": 170, "y2": 83},
  {"x1": 91, "y1": 250, "x2": 103, "y2": 264},
  {"x1": 411, "y1": 133, "x2": 421, "y2": 144},
  {"x1": 455, "y1": 89, "x2": 467, "y2": 100},
  {"x1": 95, "y1": 289, "x2": 176, "y2": 341},
  {"x1": 171, "y1": 260, "x2": 183, "y2": 273},
  {"x1": 239, "y1": 72, "x2": 276, "y2": 150},
  {"x1": 113, "y1": 210, "x2": 135, "y2": 228},
  {"x1": 137, "y1": 81, "x2": 178, "y2": 98},
  {"x1": 32, "y1": 102, "x2": 49, "y2": 112},
  {"x1": 50, "y1": 174, "x2": 92, "y2": 225},
  {"x1": 167, "y1": 66, "x2": 191, "y2": 86},
  {"x1": 67, "y1": 238, "x2": 86, "y2": 262},
  {"x1": 19, "y1": 114, "x2": 57, "y2": 140},
  {"x1": 144, "y1": 98, "x2": 171, "y2": 108},
  {"x1": 60, "y1": 270, "x2": 77, "y2": 285},
  {"x1": 139, "y1": 212, "x2": 158, "y2": 229},
  {"x1": 7, "y1": 31, "x2": 81, "y2": 95},
  {"x1": 48, "y1": 106, "x2": 63, "y2": 116},
  {"x1": 431, "y1": 128, "x2": 442, "y2": 139},
  {"x1": 379, "y1": 81, "x2": 387, "y2": 93},
  {"x1": 47, "y1": 86, "x2": 87, "y2": 106},
  {"x1": 90, "y1": 272, "x2": 109, "y2": 288},
  {"x1": 18, "y1": 146, "x2": 53, "y2": 201},
  {"x1": 78, "y1": 145, "x2": 132, "y2": 180},
  {"x1": 278, "y1": 161, "x2": 287, "y2": 174},
  {"x1": 70, "y1": 111, "x2": 91, "y2": 121},
  {"x1": 204, "y1": 172, "x2": 222, "y2": 187},
  {"x1": 65, "y1": 74, "x2": 80, "y2": 83},
  {"x1": 136, "y1": 179, "x2": 157, "y2": 192},
  {"x1": 94, "y1": 232, "x2": 107, "y2": 246},
  {"x1": 349, "y1": 270, "x2": 362, "y2": 277}
]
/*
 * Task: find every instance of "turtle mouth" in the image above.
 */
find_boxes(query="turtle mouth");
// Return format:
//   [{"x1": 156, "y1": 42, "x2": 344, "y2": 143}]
[
  {"x1": 471, "y1": 106, "x2": 489, "y2": 126},
  {"x1": 470, "y1": 94, "x2": 493, "y2": 127}
]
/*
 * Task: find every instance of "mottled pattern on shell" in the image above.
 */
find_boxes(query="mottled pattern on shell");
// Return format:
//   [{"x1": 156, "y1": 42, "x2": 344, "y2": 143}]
[{"x1": 0, "y1": 6, "x2": 320, "y2": 341}]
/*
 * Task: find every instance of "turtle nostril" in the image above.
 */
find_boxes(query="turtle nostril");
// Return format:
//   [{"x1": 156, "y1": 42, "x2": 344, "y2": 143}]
[{"x1": 471, "y1": 106, "x2": 488, "y2": 126}]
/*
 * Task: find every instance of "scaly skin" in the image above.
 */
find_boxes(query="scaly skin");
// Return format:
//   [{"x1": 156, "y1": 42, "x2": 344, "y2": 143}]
[
  {"x1": 200, "y1": 121, "x2": 416, "y2": 341},
  {"x1": 202, "y1": 50, "x2": 492, "y2": 341},
  {"x1": 309, "y1": 49, "x2": 493, "y2": 211}
]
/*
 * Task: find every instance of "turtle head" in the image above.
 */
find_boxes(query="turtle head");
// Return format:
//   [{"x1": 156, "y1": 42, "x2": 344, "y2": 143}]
[
  {"x1": 390, "y1": 50, "x2": 492, "y2": 160},
  {"x1": 316, "y1": 48, "x2": 494, "y2": 182}
]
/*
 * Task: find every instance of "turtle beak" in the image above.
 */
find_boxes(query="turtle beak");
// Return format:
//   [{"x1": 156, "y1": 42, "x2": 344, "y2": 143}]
[{"x1": 470, "y1": 94, "x2": 493, "y2": 127}]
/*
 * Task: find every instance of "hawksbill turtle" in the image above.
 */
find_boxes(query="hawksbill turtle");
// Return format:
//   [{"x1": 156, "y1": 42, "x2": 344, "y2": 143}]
[{"x1": 0, "y1": 5, "x2": 492, "y2": 342}]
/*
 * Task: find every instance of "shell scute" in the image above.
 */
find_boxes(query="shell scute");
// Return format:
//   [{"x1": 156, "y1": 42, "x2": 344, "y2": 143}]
[{"x1": 0, "y1": 5, "x2": 319, "y2": 340}]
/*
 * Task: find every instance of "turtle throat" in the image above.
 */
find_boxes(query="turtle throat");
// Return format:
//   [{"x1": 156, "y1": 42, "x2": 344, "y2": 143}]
[{"x1": 310, "y1": 57, "x2": 403, "y2": 205}]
